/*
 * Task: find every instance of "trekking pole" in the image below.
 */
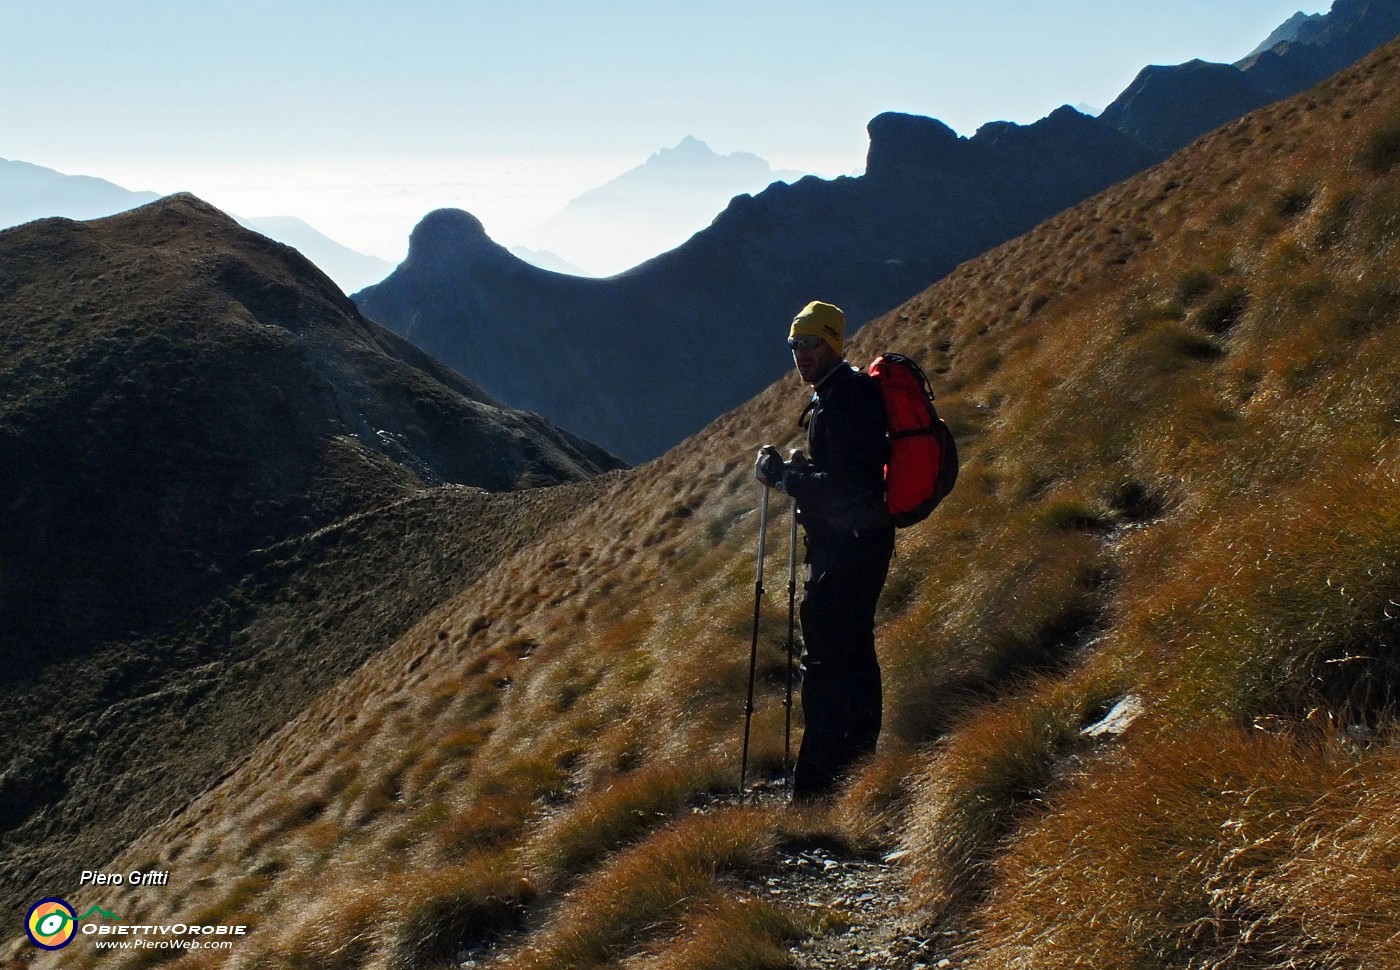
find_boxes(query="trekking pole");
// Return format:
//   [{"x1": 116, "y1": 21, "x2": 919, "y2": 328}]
[
  {"x1": 739, "y1": 485, "x2": 770, "y2": 802},
  {"x1": 782, "y1": 497, "x2": 799, "y2": 789}
]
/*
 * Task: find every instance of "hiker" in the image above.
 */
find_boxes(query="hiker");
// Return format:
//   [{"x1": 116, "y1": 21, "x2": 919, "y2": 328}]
[{"x1": 754, "y1": 300, "x2": 895, "y2": 802}]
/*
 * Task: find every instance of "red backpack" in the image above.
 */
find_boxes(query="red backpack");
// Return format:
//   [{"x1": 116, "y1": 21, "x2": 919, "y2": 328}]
[{"x1": 866, "y1": 353, "x2": 958, "y2": 527}]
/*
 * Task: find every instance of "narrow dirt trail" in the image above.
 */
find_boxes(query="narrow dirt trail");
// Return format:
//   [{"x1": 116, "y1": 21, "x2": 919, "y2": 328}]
[{"x1": 749, "y1": 839, "x2": 962, "y2": 969}]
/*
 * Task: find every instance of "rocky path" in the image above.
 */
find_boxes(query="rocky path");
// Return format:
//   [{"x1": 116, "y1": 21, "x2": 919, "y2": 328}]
[
  {"x1": 752, "y1": 843, "x2": 962, "y2": 970},
  {"x1": 461, "y1": 790, "x2": 968, "y2": 969}
]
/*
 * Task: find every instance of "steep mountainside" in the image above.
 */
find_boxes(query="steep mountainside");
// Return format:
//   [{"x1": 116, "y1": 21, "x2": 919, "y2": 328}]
[
  {"x1": 1, "y1": 194, "x2": 618, "y2": 657},
  {"x1": 0, "y1": 195, "x2": 621, "y2": 920},
  {"x1": 24, "y1": 34, "x2": 1400, "y2": 970},
  {"x1": 357, "y1": 0, "x2": 1400, "y2": 466},
  {"x1": 356, "y1": 108, "x2": 1156, "y2": 462}
]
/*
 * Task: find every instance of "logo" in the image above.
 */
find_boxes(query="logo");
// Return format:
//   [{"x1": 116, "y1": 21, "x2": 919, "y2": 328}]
[
  {"x1": 24, "y1": 899, "x2": 120, "y2": 949},
  {"x1": 26, "y1": 898, "x2": 78, "y2": 950}
]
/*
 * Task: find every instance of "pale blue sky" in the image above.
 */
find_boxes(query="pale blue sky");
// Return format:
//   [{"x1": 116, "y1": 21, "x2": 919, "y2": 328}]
[{"x1": 1, "y1": 1, "x2": 1326, "y2": 258}]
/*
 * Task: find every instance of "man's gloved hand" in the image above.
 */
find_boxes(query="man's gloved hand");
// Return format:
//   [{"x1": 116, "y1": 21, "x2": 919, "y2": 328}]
[{"x1": 754, "y1": 445, "x2": 786, "y2": 490}]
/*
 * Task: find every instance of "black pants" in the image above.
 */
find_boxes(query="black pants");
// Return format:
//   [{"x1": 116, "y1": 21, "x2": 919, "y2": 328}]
[{"x1": 793, "y1": 526, "x2": 895, "y2": 801}]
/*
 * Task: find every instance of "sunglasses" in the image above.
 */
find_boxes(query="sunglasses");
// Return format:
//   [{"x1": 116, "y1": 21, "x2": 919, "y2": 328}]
[{"x1": 787, "y1": 334, "x2": 825, "y2": 350}]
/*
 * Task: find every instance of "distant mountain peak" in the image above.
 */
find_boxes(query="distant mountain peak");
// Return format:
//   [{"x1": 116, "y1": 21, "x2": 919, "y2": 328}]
[
  {"x1": 598, "y1": 136, "x2": 788, "y2": 189},
  {"x1": 0, "y1": 155, "x2": 160, "y2": 228},
  {"x1": 647, "y1": 136, "x2": 769, "y2": 172},
  {"x1": 416, "y1": 205, "x2": 489, "y2": 236},
  {"x1": 661, "y1": 135, "x2": 713, "y2": 156},
  {"x1": 518, "y1": 138, "x2": 806, "y2": 276},
  {"x1": 1245, "y1": 10, "x2": 1328, "y2": 59}
]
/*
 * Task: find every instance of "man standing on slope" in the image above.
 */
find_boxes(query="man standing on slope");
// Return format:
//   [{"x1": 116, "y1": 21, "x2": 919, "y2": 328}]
[{"x1": 754, "y1": 300, "x2": 895, "y2": 802}]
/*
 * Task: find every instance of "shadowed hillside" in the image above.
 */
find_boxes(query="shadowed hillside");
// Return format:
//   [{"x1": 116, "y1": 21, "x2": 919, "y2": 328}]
[
  {"x1": 17, "y1": 33, "x2": 1400, "y2": 970},
  {"x1": 1, "y1": 196, "x2": 619, "y2": 655},
  {"x1": 0, "y1": 196, "x2": 622, "y2": 924}
]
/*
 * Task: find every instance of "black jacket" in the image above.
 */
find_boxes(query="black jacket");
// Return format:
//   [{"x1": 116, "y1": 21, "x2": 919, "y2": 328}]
[{"x1": 785, "y1": 362, "x2": 893, "y2": 536}]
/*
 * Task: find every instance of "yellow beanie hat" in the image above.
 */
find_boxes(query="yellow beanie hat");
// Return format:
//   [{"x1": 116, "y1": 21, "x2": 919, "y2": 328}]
[{"x1": 790, "y1": 300, "x2": 845, "y2": 356}]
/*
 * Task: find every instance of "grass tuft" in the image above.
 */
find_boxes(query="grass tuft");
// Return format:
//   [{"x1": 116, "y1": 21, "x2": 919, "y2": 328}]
[
  {"x1": 521, "y1": 756, "x2": 730, "y2": 890},
  {"x1": 1360, "y1": 115, "x2": 1400, "y2": 173},
  {"x1": 903, "y1": 672, "x2": 1124, "y2": 919},
  {"x1": 383, "y1": 855, "x2": 533, "y2": 970},
  {"x1": 503, "y1": 809, "x2": 776, "y2": 970},
  {"x1": 629, "y1": 896, "x2": 811, "y2": 970}
]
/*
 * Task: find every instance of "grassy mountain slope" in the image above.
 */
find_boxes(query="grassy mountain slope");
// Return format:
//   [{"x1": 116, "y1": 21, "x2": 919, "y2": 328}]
[
  {"x1": 1, "y1": 195, "x2": 618, "y2": 656},
  {"x1": 15, "y1": 37, "x2": 1400, "y2": 970},
  {"x1": 0, "y1": 197, "x2": 622, "y2": 929}
]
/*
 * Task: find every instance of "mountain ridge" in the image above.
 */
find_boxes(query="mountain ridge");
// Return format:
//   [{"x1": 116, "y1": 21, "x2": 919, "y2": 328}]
[
  {"x1": 0, "y1": 156, "x2": 161, "y2": 226},
  {"x1": 357, "y1": 0, "x2": 1400, "y2": 464},
  {"x1": 356, "y1": 105, "x2": 1157, "y2": 463},
  {"x1": 1104, "y1": 0, "x2": 1400, "y2": 155},
  {"x1": 0, "y1": 158, "x2": 394, "y2": 293}
]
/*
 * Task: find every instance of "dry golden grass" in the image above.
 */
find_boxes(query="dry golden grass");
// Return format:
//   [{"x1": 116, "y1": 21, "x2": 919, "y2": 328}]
[
  {"x1": 519, "y1": 756, "x2": 733, "y2": 891},
  {"x1": 967, "y1": 728, "x2": 1400, "y2": 969},
  {"x1": 862, "y1": 41, "x2": 1400, "y2": 967},
  {"x1": 623, "y1": 895, "x2": 809, "y2": 970},
  {"x1": 499, "y1": 810, "x2": 778, "y2": 970},
  {"x1": 18, "y1": 38, "x2": 1400, "y2": 970}
]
